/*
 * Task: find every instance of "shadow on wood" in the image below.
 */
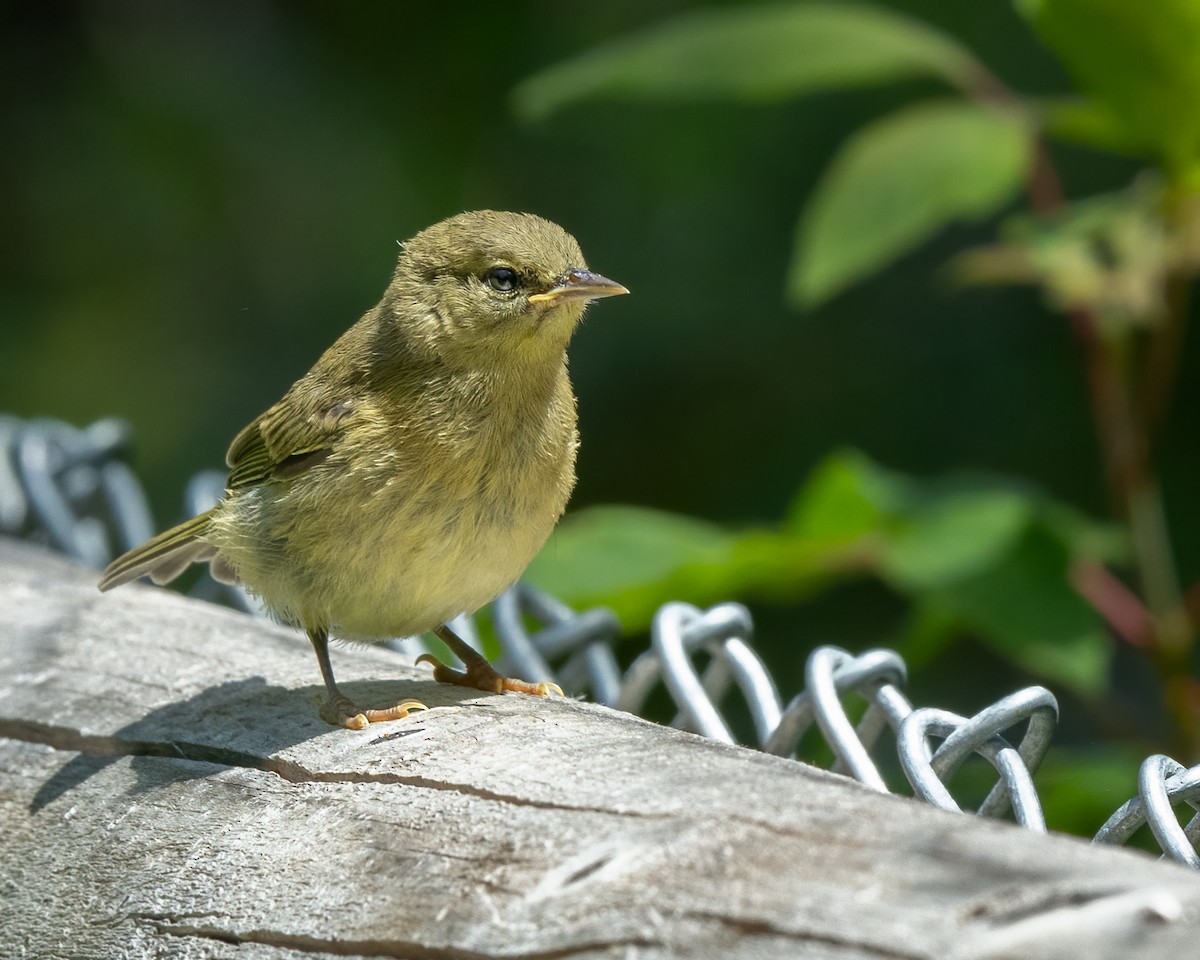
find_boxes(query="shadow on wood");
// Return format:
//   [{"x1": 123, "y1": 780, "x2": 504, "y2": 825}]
[{"x1": 2, "y1": 537, "x2": 1198, "y2": 959}]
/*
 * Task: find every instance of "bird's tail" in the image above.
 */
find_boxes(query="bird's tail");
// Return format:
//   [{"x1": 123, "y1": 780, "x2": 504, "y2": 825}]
[{"x1": 98, "y1": 508, "x2": 219, "y2": 591}]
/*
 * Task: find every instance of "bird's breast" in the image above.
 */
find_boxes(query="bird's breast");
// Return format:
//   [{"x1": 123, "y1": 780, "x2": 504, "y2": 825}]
[{"x1": 211, "y1": 372, "x2": 579, "y2": 639}]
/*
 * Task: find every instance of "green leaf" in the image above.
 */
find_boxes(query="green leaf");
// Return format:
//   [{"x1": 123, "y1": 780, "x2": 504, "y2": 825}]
[
  {"x1": 524, "y1": 453, "x2": 1116, "y2": 666},
  {"x1": 882, "y1": 490, "x2": 1033, "y2": 590},
  {"x1": 525, "y1": 505, "x2": 735, "y2": 629},
  {"x1": 525, "y1": 505, "x2": 841, "y2": 629},
  {"x1": 1018, "y1": 0, "x2": 1200, "y2": 171},
  {"x1": 927, "y1": 526, "x2": 1112, "y2": 696},
  {"x1": 787, "y1": 449, "x2": 895, "y2": 544},
  {"x1": 712, "y1": 530, "x2": 833, "y2": 605},
  {"x1": 789, "y1": 451, "x2": 1048, "y2": 590},
  {"x1": 792, "y1": 100, "x2": 1033, "y2": 305},
  {"x1": 512, "y1": 3, "x2": 981, "y2": 120},
  {"x1": 1039, "y1": 97, "x2": 1157, "y2": 158}
]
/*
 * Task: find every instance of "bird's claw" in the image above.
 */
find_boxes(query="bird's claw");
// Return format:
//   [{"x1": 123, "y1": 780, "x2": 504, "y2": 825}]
[
  {"x1": 321, "y1": 693, "x2": 427, "y2": 729},
  {"x1": 417, "y1": 653, "x2": 562, "y2": 698}
]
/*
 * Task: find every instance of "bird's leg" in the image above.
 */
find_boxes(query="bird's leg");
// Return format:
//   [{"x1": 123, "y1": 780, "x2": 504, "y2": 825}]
[
  {"x1": 418, "y1": 624, "x2": 563, "y2": 697},
  {"x1": 307, "y1": 626, "x2": 427, "y2": 729}
]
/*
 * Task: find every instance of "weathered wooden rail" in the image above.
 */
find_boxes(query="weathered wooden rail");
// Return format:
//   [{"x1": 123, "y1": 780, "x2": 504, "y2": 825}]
[{"x1": 3, "y1": 537, "x2": 1199, "y2": 959}]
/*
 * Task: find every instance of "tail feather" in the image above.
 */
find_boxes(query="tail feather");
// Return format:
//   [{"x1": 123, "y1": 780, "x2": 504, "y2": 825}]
[{"x1": 98, "y1": 509, "x2": 220, "y2": 591}]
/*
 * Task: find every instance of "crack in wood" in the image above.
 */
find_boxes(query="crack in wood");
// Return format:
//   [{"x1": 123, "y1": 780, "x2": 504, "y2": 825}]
[
  {"x1": 9, "y1": 541, "x2": 1200, "y2": 960},
  {"x1": 2, "y1": 716, "x2": 667, "y2": 819},
  {"x1": 140, "y1": 916, "x2": 662, "y2": 959},
  {"x1": 681, "y1": 909, "x2": 932, "y2": 959},
  {"x1": 3, "y1": 717, "x2": 278, "y2": 769},
  {"x1": 965, "y1": 885, "x2": 1126, "y2": 925}
]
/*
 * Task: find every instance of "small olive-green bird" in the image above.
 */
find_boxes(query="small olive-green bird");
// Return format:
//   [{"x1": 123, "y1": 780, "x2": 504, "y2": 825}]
[{"x1": 99, "y1": 210, "x2": 628, "y2": 729}]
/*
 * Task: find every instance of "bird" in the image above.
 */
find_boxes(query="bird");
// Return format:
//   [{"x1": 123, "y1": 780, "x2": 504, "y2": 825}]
[{"x1": 99, "y1": 210, "x2": 628, "y2": 729}]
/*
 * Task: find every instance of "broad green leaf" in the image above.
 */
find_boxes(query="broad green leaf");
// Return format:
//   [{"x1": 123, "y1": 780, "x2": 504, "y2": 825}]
[
  {"x1": 1018, "y1": 0, "x2": 1200, "y2": 171},
  {"x1": 525, "y1": 505, "x2": 735, "y2": 629},
  {"x1": 882, "y1": 490, "x2": 1033, "y2": 589},
  {"x1": 792, "y1": 101, "x2": 1033, "y2": 305},
  {"x1": 787, "y1": 449, "x2": 897, "y2": 544},
  {"x1": 1039, "y1": 97, "x2": 1157, "y2": 158},
  {"x1": 513, "y1": 3, "x2": 980, "y2": 120},
  {"x1": 722, "y1": 529, "x2": 845, "y2": 602},
  {"x1": 1038, "y1": 501, "x2": 1128, "y2": 567},
  {"x1": 929, "y1": 527, "x2": 1112, "y2": 696},
  {"x1": 525, "y1": 453, "x2": 1116, "y2": 653},
  {"x1": 526, "y1": 506, "x2": 840, "y2": 629}
]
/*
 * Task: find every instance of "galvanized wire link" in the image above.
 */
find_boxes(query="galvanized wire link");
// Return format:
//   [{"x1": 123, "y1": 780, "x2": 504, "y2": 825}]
[
  {"x1": 491, "y1": 594, "x2": 782, "y2": 745},
  {"x1": 897, "y1": 687, "x2": 1058, "y2": 832},
  {"x1": 764, "y1": 646, "x2": 912, "y2": 791},
  {"x1": 1095, "y1": 755, "x2": 1200, "y2": 867},
  {"x1": 492, "y1": 584, "x2": 625, "y2": 705},
  {"x1": 622, "y1": 602, "x2": 782, "y2": 745},
  {"x1": 0, "y1": 416, "x2": 154, "y2": 565},
  {"x1": 8, "y1": 415, "x2": 1200, "y2": 868}
]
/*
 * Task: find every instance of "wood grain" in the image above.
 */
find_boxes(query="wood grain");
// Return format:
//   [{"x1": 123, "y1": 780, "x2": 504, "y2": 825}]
[{"x1": 2, "y1": 537, "x2": 1198, "y2": 959}]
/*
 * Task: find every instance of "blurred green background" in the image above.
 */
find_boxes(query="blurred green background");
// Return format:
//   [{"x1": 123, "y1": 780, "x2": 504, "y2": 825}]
[{"x1": 4, "y1": 1, "x2": 1199, "y2": 836}]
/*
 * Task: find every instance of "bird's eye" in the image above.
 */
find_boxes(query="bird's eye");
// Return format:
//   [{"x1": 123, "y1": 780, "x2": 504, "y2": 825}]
[{"x1": 484, "y1": 266, "x2": 519, "y2": 293}]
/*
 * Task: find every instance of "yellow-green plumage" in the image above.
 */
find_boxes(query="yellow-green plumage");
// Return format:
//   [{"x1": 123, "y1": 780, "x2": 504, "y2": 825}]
[
  {"x1": 99, "y1": 210, "x2": 627, "y2": 726},
  {"x1": 97, "y1": 509, "x2": 218, "y2": 589}
]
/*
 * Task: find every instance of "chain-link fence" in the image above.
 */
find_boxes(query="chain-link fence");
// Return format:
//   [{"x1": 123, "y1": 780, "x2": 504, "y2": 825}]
[{"x1": 4, "y1": 415, "x2": 1198, "y2": 867}]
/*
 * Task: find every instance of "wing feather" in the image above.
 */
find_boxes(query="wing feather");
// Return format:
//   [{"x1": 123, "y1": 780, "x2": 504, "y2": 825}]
[{"x1": 225, "y1": 389, "x2": 354, "y2": 491}]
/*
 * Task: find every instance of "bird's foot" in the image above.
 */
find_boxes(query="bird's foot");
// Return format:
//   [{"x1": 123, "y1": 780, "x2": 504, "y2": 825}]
[
  {"x1": 320, "y1": 694, "x2": 428, "y2": 730},
  {"x1": 416, "y1": 653, "x2": 563, "y2": 698}
]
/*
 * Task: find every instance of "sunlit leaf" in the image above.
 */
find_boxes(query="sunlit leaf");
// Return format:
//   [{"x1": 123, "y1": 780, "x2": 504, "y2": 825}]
[
  {"x1": 513, "y1": 3, "x2": 980, "y2": 120},
  {"x1": 787, "y1": 449, "x2": 895, "y2": 544},
  {"x1": 722, "y1": 529, "x2": 839, "y2": 603},
  {"x1": 1039, "y1": 97, "x2": 1156, "y2": 158},
  {"x1": 882, "y1": 490, "x2": 1033, "y2": 589},
  {"x1": 792, "y1": 101, "x2": 1033, "y2": 305},
  {"x1": 1018, "y1": 0, "x2": 1200, "y2": 171},
  {"x1": 525, "y1": 505, "x2": 736, "y2": 628},
  {"x1": 524, "y1": 452, "x2": 1116, "y2": 665}
]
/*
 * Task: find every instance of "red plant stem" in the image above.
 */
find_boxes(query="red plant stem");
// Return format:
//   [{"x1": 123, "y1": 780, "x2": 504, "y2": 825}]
[
  {"x1": 1046, "y1": 187, "x2": 1194, "y2": 750},
  {"x1": 1070, "y1": 560, "x2": 1153, "y2": 647},
  {"x1": 970, "y1": 68, "x2": 1197, "y2": 751}
]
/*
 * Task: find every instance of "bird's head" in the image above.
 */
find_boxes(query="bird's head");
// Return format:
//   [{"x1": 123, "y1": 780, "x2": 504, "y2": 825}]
[{"x1": 388, "y1": 210, "x2": 627, "y2": 366}]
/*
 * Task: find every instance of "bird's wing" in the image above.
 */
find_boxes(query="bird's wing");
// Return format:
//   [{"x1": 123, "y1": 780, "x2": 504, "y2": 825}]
[{"x1": 225, "y1": 389, "x2": 355, "y2": 491}]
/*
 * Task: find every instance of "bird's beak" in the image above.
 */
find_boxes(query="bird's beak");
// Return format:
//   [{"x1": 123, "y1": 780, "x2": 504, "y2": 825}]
[{"x1": 528, "y1": 269, "x2": 629, "y2": 306}]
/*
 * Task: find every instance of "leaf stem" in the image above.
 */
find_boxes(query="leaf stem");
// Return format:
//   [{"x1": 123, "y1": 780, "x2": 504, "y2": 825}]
[{"x1": 968, "y1": 67, "x2": 1198, "y2": 752}]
